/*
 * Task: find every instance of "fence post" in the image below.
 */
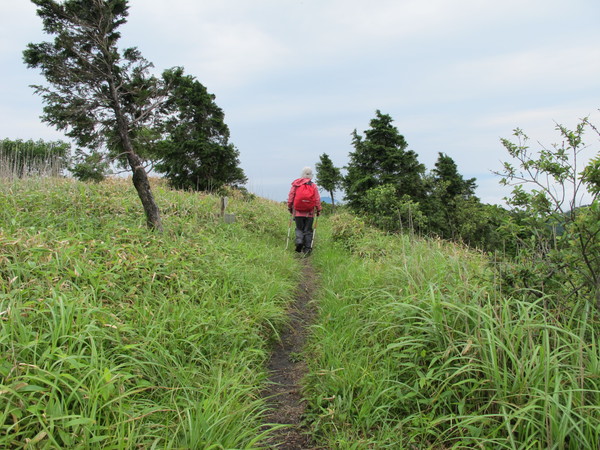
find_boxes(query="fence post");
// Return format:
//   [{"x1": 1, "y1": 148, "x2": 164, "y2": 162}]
[
  {"x1": 221, "y1": 197, "x2": 228, "y2": 217},
  {"x1": 221, "y1": 196, "x2": 236, "y2": 224}
]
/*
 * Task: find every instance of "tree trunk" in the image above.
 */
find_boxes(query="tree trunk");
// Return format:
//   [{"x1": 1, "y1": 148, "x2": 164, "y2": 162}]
[
  {"x1": 329, "y1": 189, "x2": 336, "y2": 207},
  {"x1": 109, "y1": 82, "x2": 163, "y2": 232},
  {"x1": 114, "y1": 109, "x2": 163, "y2": 231},
  {"x1": 126, "y1": 150, "x2": 163, "y2": 232}
]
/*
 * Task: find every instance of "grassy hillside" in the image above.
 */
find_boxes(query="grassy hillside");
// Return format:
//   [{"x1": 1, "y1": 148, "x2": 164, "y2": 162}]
[
  {"x1": 306, "y1": 214, "x2": 600, "y2": 448},
  {"x1": 1, "y1": 177, "x2": 599, "y2": 449},
  {"x1": 0, "y1": 177, "x2": 298, "y2": 448}
]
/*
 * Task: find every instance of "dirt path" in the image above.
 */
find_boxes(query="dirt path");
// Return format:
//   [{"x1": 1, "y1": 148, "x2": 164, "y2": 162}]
[{"x1": 262, "y1": 259, "x2": 318, "y2": 449}]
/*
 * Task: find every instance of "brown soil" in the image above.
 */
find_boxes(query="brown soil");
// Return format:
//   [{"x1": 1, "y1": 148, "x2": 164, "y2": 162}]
[{"x1": 262, "y1": 258, "x2": 318, "y2": 449}]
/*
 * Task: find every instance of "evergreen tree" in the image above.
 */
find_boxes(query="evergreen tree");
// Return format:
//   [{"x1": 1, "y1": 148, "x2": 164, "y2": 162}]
[
  {"x1": 425, "y1": 152, "x2": 479, "y2": 241},
  {"x1": 432, "y1": 153, "x2": 477, "y2": 201},
  {"x1": 153, "y1": 68, "x2": 246, "y2": 191},
  {"x1": 344, "y1": 110, "x2": 425, "y2": 211},
  {"x1": 23, "y1": 0, "x2": 166, "y2": 231},
  {"x1": 315, "y1": 153, "x2": 342, "y2": 206}
]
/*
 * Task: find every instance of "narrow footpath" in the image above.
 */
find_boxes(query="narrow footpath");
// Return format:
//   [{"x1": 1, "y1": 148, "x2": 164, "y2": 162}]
[{"x1": 262, "y1": 259, "x2": 318, "y2": 449}]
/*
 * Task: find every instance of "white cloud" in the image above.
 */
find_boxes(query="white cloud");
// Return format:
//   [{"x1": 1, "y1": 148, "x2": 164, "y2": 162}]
[
  {"x1": 123, "y1": 1, "x2": 294, "y2": 90},
  {"x1": 449, "y1": 45, "x2": 600, "y2": 94},
  {"x1": 184, "y1": 23, "x2": 289, "y2": 89},
  {"x1": 321, "y1": 0, "x2": 466, "y2": 40},
  {"x1": 476, "y1": 106, "x2": 600, "y2": 132}
]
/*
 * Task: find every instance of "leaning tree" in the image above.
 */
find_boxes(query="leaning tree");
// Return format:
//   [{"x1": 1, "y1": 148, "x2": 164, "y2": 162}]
[{"x1": 24, "y1": 0, "x2": 166, "y2": 230}]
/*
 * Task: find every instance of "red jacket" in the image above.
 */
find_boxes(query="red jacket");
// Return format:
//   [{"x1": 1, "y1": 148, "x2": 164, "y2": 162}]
[{"x1": 287, "y1": 178, "x2": 322, "y2": 217}]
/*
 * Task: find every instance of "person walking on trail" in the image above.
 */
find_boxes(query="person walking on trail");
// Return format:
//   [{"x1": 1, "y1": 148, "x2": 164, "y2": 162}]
[{"x1": 288, "y1": 167, "x2": 322, "y2": 255}]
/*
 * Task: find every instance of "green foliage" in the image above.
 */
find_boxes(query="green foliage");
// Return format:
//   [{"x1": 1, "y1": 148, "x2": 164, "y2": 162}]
[
  {"x1": 581, "y1": 155, "x2": 600, "y2": 195},
  {"x1": 0, "y1": 177, "x2": 298, "y2": 448},
  {"x1": 497, "y1": 124, "x2": 591, "y2": 215},
  {"x1": 24, "y1": 2, "x2": 246, "y2": 210},
  {"x1": 495, "y1": 117, "x2": 600, "y2": 309},
  {"x1": 432, "y1": 152, "x2": 477, "y2": 201},
  {"x1": 3, "y1": 175, "x2": 600, "y2": 448},
  {"x1": 315, "y1": 153, "x2": 342, "y2": 206},
  {"x1": 581, "y1": 118, "x2": 600, "y2": 196},
  {"x1": 0, "y1": 138, "x2": 70, "y2": 178},
  {"x1": 344, "y1": 110, "x2": 425, "y2": 211},
  {"x1": 342, "y1": 114, "x2": 494, "y2": 247},
  {"x1": 24, "y1": 0, "x2": 166, "y2": 229},
  {"x1": 23, "y1": 0, "x2": 158, "y2": 153},
  {"x1": 457, "y1": 202, "x2": 511, "y2": 251},
  {"x1": 69, "y1": 149, "x2": 110, "y2": 182},
  {"x1": 153, "y1": 67, "x2": 247, "y2": 192},
  {"x1": 328, "y1": 211, "x2": 367, "y2": 251},
  {"x1": 363, "y1": 184, "x2": 426, "y2": 232},
  {"x1": 422, "y1": 153, "x2": 482, "y2": 243}
]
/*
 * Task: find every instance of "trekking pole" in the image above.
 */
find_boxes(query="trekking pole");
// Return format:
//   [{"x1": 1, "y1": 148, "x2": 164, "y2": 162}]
[
  {"x1": 285, "y1": 211, "x2": 294, "y2": 250},
  {"x1": 310, "y1": 210, "x2": 318, "y2": 251}
]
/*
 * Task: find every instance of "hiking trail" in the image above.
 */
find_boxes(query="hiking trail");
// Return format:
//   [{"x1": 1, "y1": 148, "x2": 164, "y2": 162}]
[{"x1": 262, "y1": 258, "x2": 318, "y2": 449}]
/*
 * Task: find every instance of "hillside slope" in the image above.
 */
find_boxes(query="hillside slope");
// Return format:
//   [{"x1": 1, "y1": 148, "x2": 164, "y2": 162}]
[
  {"x1": 0, "y1": 178, "x2": 300, "y2": 448},
  {"x1": 305, "y1": 213, "x2": 600, "y2": 448},
  {"x1": 1, "y1": 178, "x2": 599, "y2": 449}
]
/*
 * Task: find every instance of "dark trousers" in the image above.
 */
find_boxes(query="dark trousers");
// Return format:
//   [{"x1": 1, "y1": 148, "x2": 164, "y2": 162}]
[{"x1": 294, "y1": 216, "x2": 314, "y2": 251}]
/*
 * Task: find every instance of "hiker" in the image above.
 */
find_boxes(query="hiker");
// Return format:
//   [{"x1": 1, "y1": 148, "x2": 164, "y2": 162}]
[{"x1": 288, "y1": 167, "x2": 322, "y2": 255}]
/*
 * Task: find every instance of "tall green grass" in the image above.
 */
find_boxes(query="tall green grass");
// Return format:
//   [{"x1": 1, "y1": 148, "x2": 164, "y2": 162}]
[
  {"x1": 0, "y1": 177, "x2": 298, "y2": 448},
  {"x1": 4, "y1": 178, "x2": 599, "y2": 448},
  {"x1": 305, "y1": 213, "x2": 600, "y2": 448}
]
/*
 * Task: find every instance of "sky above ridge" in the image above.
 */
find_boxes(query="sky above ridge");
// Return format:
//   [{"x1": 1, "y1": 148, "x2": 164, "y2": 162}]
[{"x1": 2, "y1": 0, "x2": 600, "y2": 204}]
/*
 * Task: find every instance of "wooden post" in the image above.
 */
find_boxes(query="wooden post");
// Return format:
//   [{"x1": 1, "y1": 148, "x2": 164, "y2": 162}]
[
  {"x1": 221, "y1": 196, "x2": 236, "y2": 223},
  {"x1": 221, "y1": 197, "x2": 228, "y2": 217}
]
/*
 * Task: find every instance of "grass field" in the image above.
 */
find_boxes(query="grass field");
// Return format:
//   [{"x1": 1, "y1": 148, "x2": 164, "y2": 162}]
[
  {"x1": 1, "y1": 177, "x2": 599, "y2": 449},
  {"x1": 0, "y1": 177, "x2": 299, "y2": 448}
]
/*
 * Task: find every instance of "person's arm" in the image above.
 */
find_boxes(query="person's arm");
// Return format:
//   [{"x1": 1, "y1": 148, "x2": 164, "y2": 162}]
[{"x1": 287, "y1": 185, "x2": 296, "y2": 213}]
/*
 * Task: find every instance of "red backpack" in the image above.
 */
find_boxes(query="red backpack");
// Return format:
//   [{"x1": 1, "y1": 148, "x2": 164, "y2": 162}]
[{"x1": 293, "y1": 181, "x2": 318, "y2": 212}]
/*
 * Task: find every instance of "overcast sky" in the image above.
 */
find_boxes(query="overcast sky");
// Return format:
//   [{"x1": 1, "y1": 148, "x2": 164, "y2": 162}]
[{"x1": 2, "y1": 0, "x2": 599, "y2": 204}]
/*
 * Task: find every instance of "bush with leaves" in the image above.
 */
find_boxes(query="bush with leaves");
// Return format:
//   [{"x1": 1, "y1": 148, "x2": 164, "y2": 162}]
[
  {"x1": 495, "y1": 115, "x2": 600, "y2": 309},
  {"x1": 363, "y1": 184, "x2": 426, "y2": 233},
  {"x1": 69, "y1": 149, "x2": 111, "y2": 182},
  {"x1": 329, "y1": 211, "x2": 367, "y2": 251}
]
